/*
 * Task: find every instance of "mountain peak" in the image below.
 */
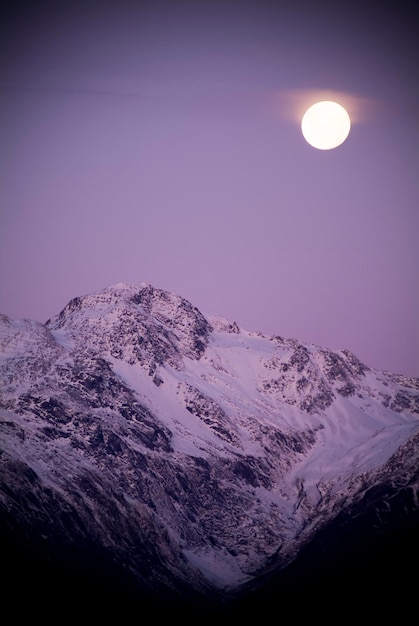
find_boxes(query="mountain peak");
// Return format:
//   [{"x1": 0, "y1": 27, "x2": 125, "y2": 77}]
[{"x1": 45, "y1": 282, "x2": 213, "y2": 370}]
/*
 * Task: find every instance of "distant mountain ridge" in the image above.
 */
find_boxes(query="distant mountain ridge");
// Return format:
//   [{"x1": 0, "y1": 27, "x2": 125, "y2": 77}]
[{"x1": 1, "y1": 282, "x2": 418, "y2": 614}]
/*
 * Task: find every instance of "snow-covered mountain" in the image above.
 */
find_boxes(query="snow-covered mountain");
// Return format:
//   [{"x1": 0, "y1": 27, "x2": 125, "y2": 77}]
[{"x1": 1, "y1": 282, "x2": 418, "y2": 614}]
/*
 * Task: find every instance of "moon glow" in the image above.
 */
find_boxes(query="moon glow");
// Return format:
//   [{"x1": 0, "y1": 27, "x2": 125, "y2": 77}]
[{"x1": 301, "y1": 101, "x2": 351, "y2": 150}]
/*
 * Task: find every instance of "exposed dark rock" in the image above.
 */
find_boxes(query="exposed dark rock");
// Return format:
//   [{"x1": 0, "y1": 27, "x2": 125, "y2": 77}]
[{"x1": 179, "y1": 382, "x2": 240, "y2": 445}]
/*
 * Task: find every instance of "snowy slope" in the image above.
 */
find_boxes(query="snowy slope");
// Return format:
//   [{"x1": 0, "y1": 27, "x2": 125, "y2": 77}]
[{"x1": 1, "y1": 282, "x2": 418, "y2": 600}]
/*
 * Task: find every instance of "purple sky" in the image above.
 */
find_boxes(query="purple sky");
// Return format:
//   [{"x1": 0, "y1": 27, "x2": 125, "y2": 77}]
[{"x1": 1, "y1": 1, "x2": 418, "y2": 377}]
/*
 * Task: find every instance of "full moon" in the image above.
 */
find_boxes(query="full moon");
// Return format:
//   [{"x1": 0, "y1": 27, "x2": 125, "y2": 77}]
[{"x1": 301, "y1": 101, "x2": 351, "y2": 150}]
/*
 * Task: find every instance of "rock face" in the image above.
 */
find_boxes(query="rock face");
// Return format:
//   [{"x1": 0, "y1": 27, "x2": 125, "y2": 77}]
[{"x1": 1, "y1": 283, "x2": 418, "y2": 614}]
